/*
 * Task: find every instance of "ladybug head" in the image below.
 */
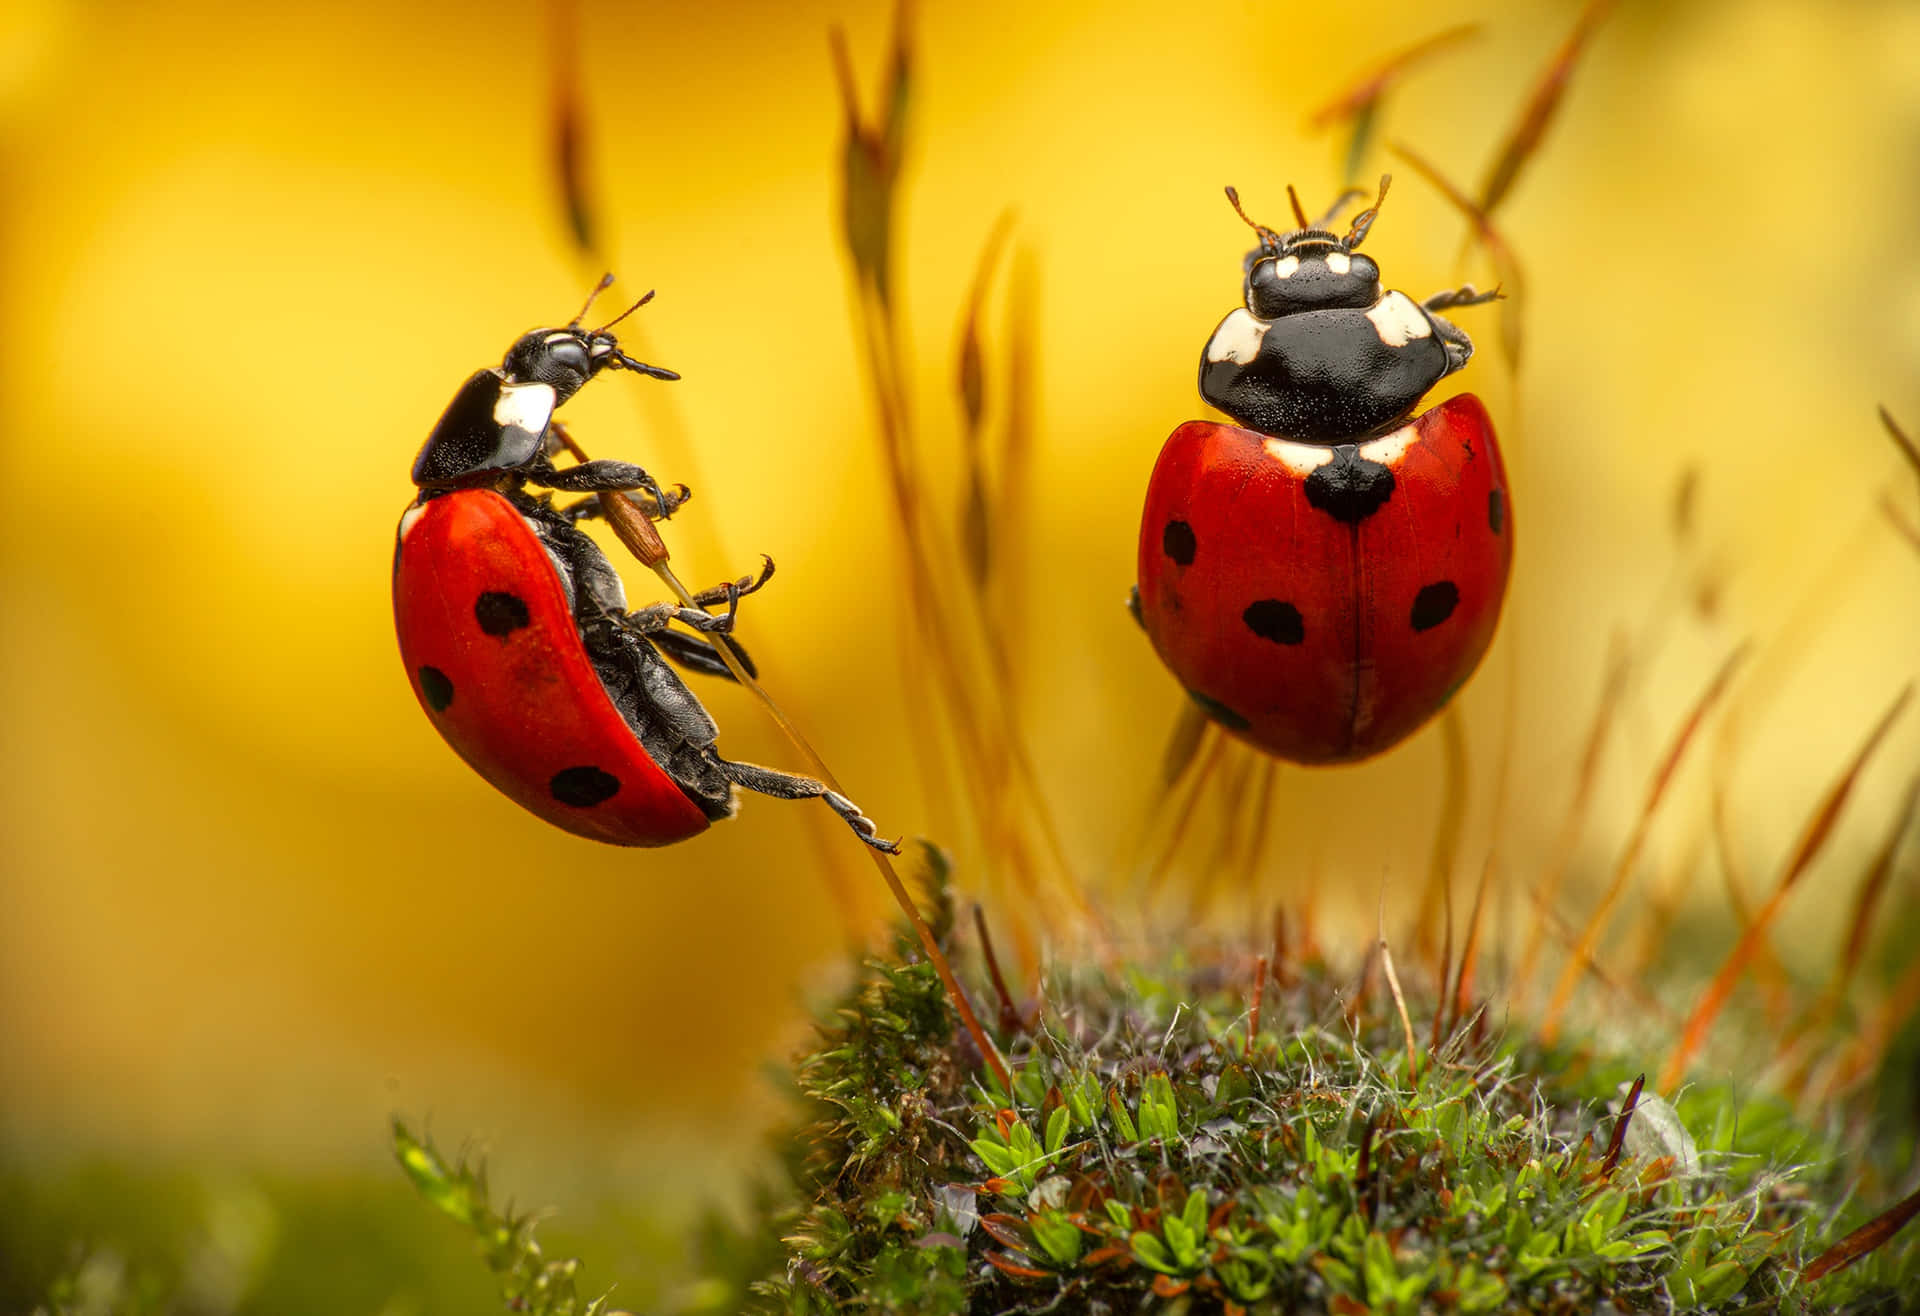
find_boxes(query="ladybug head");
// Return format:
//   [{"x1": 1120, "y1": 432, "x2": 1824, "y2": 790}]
[
  {"x1": 1227, "y1": 176, "x2": 1391, "y2": 320},
  {"x1": 501, "y1": 279, "x2": 679, "y2": 403}
]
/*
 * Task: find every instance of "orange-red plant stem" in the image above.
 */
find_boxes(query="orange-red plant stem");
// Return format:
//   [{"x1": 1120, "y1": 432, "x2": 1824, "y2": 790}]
[
  {"x1": 1541, "y1": 644, "x2": 1748, "y2": 1042},
  {"x1": 1660, "y1": 684, "x2": 1912, "y2": 1092},
  {"x1": 1802, "y1": 1181, "x2": 1920, "y2": 1283},
  {"x1": 555, "y1": 427, "x2": 1011, "y2": 1093}
]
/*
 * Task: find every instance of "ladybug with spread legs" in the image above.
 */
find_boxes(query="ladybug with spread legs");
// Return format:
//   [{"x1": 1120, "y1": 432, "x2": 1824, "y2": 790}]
[
  {"x1": 1134, "y1": 177, "x2": 1512, "y2": 764},
  {"x1": 393, "y1": 280, "x2": 897, "y2": 850}
]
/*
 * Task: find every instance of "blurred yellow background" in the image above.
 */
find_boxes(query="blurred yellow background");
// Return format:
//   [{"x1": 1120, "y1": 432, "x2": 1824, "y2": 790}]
[{"x1": 3, "y1": 0, "x2": 1917, "y2": 1217}]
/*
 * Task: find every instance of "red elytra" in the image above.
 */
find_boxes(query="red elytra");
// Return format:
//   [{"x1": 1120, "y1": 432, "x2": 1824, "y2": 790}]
[
  {"x1": 393, "y1": 488, "x2": 713, "y2": 845},
  {"x1": 1135, "y1": 393, "x2": 1511, "y2": 764}
]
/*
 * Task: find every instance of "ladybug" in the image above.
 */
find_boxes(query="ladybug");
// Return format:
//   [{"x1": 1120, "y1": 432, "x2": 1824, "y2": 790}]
[
  {"x1": 1133, "y1": 177, "x2": 1511, "y2": 764},
  {"x1": 393, "y1": 281, "x2": 897, "y2": 850}
]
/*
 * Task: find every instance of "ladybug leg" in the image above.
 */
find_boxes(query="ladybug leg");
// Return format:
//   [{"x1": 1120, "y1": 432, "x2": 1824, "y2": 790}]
[
  {"x1": 1420, "y1": 285, "x2": 1500, "y2": 373},
  {"x1": 632, "y1": 482, "x2": 693, "y2": 517},
  {"x1": 650, "y1": 629, "x2": 759, "y2": 681},
  {"x1": 1126, "y1": 584, "x2": 1145, "y2": 630},
  {"x1": 1422, "y1": 283, "x2": 1500, "y2": 313},
  {"x1": 714, "y1": 758, "x2": 901, "y2": 853},
  {"x1": 683, "y1": 555, "x2": 775, "y2": 609},
  {"x1": 557, "y1": 482, "x2": 691, "y2": 523},
  {"x1": 625, "y1": 596, "x2": 742, "y2": 636},
  {"x1": 621, "y1": 556, "x2": 775, "y2": 639},
  {"x1": 1425, "y1": 309, "x2": 1479, "y2": 374},
  {"x1": 641, "y1": 558, "x2": 774, "y2": 681},
  {"x1": 527, "y1": 455, "x2": 686, "y2": 520}
]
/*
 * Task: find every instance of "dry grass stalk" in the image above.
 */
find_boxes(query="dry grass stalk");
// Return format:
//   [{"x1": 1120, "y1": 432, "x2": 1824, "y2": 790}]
[
  {"x1": 1516, "y1": 633, "x2": 1630, "y2": 988},
  {"x1": 832, "y1": 6, "x2": 1094, "y2": 950},
  {"x1": 1390, "y1": 141, "x2": 1528, "y2": 370},
  {"x1": 1540, "y1": 644, "x2": 1750, "y2": 1042},
  {"x1": 1415, "y1": 705, "x2": 1469, "y2": 964},
  {"x1": 1660, "y1": 684, "x2": 1914, "y2": 1093},
  {"x1": 1475, "y1": 0, "x2": 1614, "y2": 220},
  {"x1": 1801, "y1": 1181, "x2": 1920, "y2": 1282},
  {"x1": 1306, "y1": 23, "x2": 1479, "y2": 184}
]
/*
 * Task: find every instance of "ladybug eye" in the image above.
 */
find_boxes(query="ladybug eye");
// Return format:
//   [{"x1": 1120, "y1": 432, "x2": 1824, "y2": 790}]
[{"x1": 544, "y1": 338, "x2": 590, "y2": 377}]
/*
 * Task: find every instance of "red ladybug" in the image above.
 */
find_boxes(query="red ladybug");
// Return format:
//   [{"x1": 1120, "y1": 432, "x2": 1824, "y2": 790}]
[
  {"x1": 1133, "y1": 179, "x2": 1511, "y2": 764},
  {"x1": 393, "y1": 282, "x2": 897, "y2": 849}
]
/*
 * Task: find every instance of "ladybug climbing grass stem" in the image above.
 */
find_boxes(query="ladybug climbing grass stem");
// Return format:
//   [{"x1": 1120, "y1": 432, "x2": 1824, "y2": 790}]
[{"x1": 554, "y1": 425, "x2": 1015, "y2": 1094}]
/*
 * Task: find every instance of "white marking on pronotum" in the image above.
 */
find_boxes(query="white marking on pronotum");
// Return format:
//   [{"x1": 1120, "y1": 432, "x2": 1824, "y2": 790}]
[
  {"x1": 398, "y1": 504, "x2": 427, "y2": 542},
  {"x1": 1205, "y1": 308, "x2": 1271, "y2": 365},
  {"x1": 1261, "y1": 436, "x2": 1337, "y2": 478},
  {"x1": 1359, "y1": 425, "x2": 1417, "y2": 468},
  {"x1": 1324, "y1": 250, "x2": 1351, "y2": 276},
  {"x1": 1270, "y1": 254, "x2": 1301, "y2": 279},
  {"x1": 493, "y1": 380, "x2": 558, "y2": 436},
  {"x1": 1365, "y1": 291, "x2": 1432, "y2": 348}
]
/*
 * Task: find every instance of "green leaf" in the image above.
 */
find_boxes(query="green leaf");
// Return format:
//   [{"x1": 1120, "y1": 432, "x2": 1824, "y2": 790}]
[
  {"x1": 1679, "y1": 1258, "x2": 1747, "y2": 1306},
  {"x1": 1044, "y1": 1104, "x2": 1071, "y2": 1156},
  {"x1": 1362, "y1": 1231, "x2": 1400, "y2": 1299},
  {"x1": 1131, "y1": 1231, "x2": 1177, "y2": 1274},
  {"x1": 1031, "y1": 1211, "x2": 1082, "y2": 1267},
  {"x1": 1163, "y1": 1213, "x2": 1197, "y2": 1266},
  {"x1": 1063, "y1": 1072, "x2": 1099, "y2": 1130},
  {"x1": 1578, "y1": 1187, "x2": 1625, "y2": 1250},
  {"x1": 1139, "y1": 1073, "x2": 1181, "y2": 1141},
  {"x1": 968, "y1": 1137, "x2": 1015, "y2": 1177},
  {"x1": 1219, "y1": 1248, "x2": 1275, "y2": 1302},
  {"x1": 1453, "y1": 1266, "x2": 1509, "y2": 1314},
  {"x1": 1316, "y1": 1255, "x2": 1360, "y2": 1293},
  {"x1": 1183, "y1": 1185, "x2": 1209, "y2": 1233}
]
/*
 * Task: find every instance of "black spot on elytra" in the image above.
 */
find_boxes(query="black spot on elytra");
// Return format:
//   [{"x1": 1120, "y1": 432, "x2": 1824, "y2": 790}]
[
  {"x1": 1187, "y1": 689, "x2": 1249, "y2": 731},
  {"x1": 1304, "y1": 445, "x2": 1395, "y2": 524},
  {"x1": 1488, "y1": 487, "x2": 1505, "y2": 535},
  {"x1": 474, "y1": 590, "x2": 531, "y2": 636},
  {"x1": 1410, "y1": 581, "x2": 1460, "y2": 632},
  {"x1": 1243, "y1": 599, "x2": 1305, "y2": 645},
  {"x1": 1162, "y1": 520, "x2": 1197, "y2": 566},
  {"x1": 418, "y1": 665, "x2": 454, "y2": 711},
  {"x1": 550, "y1": 765, "x2": 621, "y2": 807}
]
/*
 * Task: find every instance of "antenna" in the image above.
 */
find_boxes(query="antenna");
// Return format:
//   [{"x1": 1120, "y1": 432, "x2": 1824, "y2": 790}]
[
  {"x1": 593, "y1": 288, "x2": 657, "y2": 335},
  {"x1": 1285, "y1": 184, "x2": 1311, "y2": 229},
  {"x1": 608, "y1": 349, "x2": 678, "y2": 381},
  {"x1": 1224, "y1": 186, "x2": 1285, "y2": 254},
  {"x1": 1345, "y1": 175, "x2": 1393, "y2": 250},
  {"x1": 570, "y1": 272, "x2": 617, "y2": 326}
]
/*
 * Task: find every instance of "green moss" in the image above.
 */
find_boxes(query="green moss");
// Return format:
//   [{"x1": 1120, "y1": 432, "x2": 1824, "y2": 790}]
[
  {"x1": 727, "y1": 942, "x2": 1920, "y2": 1314},
  {"x1": 391, "y1": 1120, "x2": 619, "y2": 1316}
]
